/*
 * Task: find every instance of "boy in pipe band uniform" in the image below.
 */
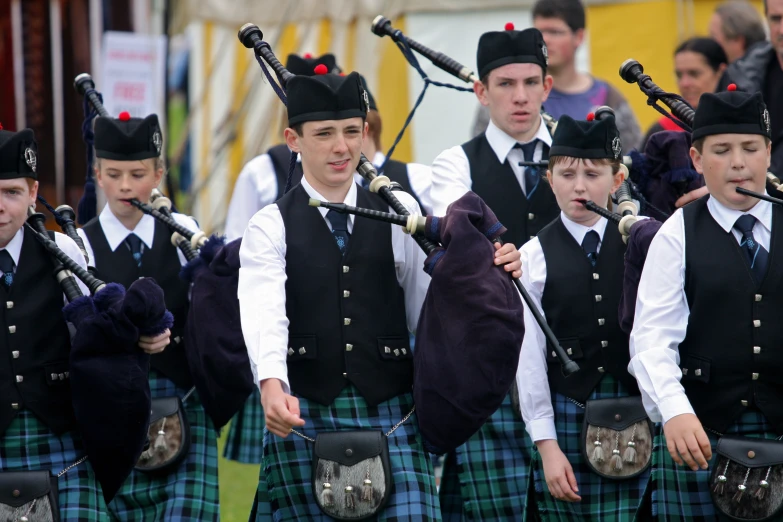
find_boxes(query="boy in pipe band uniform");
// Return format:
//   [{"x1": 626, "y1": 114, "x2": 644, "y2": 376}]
[
  {"x1": 0, "y1": 128, "x2": 169, "y2": 520},
  {"x1": 516, "y1": 112, "x2": 652, "y2": 521},
  {"x1": 76, "y1": 112, "x2": 219, "y2": 521},
  {"x1": 238, "y1": 68, "x2": 521, "y2": 520},
  {"x1": 630, "y1": 89, "x2": 778, "y2": 520},
  {"x1": 431, "y1": 24, "x2": 557, "y2": 521}
]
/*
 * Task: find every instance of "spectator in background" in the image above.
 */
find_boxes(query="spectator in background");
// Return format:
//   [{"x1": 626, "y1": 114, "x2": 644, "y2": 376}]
[
  {"x1": 719, "y1": 0, "x2": 783, "y2": 174},
  {"x1": 471, "y1": 0, "x2": 643, "y2": 152},
  {"x1": 709, "y1": 0, "x2": 767, "y2": 63},
  {"x1": 641, "y1": 38, "x2": 728, "y2": 150}
]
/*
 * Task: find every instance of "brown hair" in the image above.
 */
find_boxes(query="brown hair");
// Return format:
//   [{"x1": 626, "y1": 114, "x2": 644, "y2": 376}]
[
  {"x1": 548, "y1": 155, "x2": 621, "y2": 174},
  {"x1": 366, "y1": 109, "x2": 383, "y2": 151}
]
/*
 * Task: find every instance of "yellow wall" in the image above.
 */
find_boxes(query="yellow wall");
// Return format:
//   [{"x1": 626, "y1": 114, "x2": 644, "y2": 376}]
[{"x1": 587, "y1": 0, "x2": 765, "y2": 133}]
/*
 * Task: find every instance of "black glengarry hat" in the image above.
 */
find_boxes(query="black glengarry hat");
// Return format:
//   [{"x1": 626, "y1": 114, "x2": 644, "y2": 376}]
[
  {"x1": 287, "y1": 70, "x2": 370, "y2": 126},
  {"x1": 0, "y1": 127, "x2": 38, "y2": 180},
  {"x1": 692, "y1": 86, "x2": 770, "y2": 141},
  {"x1": 94, "y1": 113, "x2": 163, "y2": 161},
  {"x1": 477, "y1": 23, "x2": 548, "y2": 79},
  {"x1": 549, "y1": 111, "x2": 622, "y2": 160},
  {"x1": 285, "y1": 53, "x2": 340, "y2": 76}
]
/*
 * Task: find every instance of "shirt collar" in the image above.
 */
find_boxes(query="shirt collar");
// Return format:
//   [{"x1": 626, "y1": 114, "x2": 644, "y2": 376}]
[
  {"x1": 485, "y1": 115, "x2": 553, "y2": 164},
  {"x1": 301, "y1": 176, "x2": 358, "y2": 226},
  {"x1": 0, "y1": 227, "x2": 24, "y2": 266},
  {"x1": 372, "y1": 151, "x2": 385, "y2": 166},
  {"x1": 560, "y1": 211, "x2": 608, "y2": 246},
  {"x1": 706, "y1": 195, "x2": 773, "y2": 235},
  {"x1": 99, "y1": 204, "x2": 156, "y2": 252}
]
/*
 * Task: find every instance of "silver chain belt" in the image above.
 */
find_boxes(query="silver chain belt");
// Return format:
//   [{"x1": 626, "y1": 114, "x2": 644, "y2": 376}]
[{"x1": 290, "y1": 406, "x2": 416, "y2": 443}]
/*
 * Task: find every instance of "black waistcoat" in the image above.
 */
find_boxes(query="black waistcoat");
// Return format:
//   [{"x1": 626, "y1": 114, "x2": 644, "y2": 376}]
[
  {"x1": 538, "y1": 217, "x2": 637, "y2": 402},
  {"x1": 379, "y1": 159, "x2": 427, "y2": 216},
  {"x1": 0, "y1": 230, "x2": 76, "y2": 435},
  {"x1": 82, "y1": 217, "x2": 193, "y2": 389},
  {"x1": 269, "y1": 144, "x2": 304, "y2": 201},
  {"x1": 278, "y1": 184, "x2": 412, "y2": 406},
  {"x1": 463, "y1": 133, "x2": 559, "y2": 248},
  {"x1": 681, "y1": 197, "x2": 783, "y2": 433}
]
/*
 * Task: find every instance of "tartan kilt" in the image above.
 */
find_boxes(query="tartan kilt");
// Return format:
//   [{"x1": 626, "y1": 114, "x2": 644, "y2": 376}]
[
  {"x1": 652, "y1": 409, "x2": 775, "y2": 521},
  {"x1": 439, "y1": 393, "x2": 535, "y2": 522},
  {"x1": 224, "y1": 388, "x2": 265, "y2": 464},
  {"x1": 256, "y1": 385, "x2": 441, "y2": 521},
  {"x1": 0, "y1": 409, "x2": 109, "y2": 521},
  {"x1": 106, "y1": 369, "x2": 220, "y2": 521},
  {"x1": 531, "y1": 374, "x2": 652, "y2": 521}
]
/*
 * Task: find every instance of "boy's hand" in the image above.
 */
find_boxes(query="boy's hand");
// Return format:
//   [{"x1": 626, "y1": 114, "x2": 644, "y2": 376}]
[
  {"x1": 663, "y1": 413, "x2": 712, "y2": 470},
  {"x1": 494, "y1": 242, "x2": 522, "y2": 279}
]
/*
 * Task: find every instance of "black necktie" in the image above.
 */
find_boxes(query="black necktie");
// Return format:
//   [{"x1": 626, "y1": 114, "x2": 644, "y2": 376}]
[
  {"x1": 326, "y1": 210, "x2": 350, "y2": 255},
  {"x1": 125, "y1": 234, "x2": 144, "y2": 268},
  {"x1": 0, "y1": 250, "x2": 14, "y2": 288},
  {"x1": 733, "y1": 214, "x2": 769, "y2": 283},
  {"x1": 582, "y1": 230, "x2": 600, "y2": 266},
  {"x1": 515, "y1": 140, "x2": 541, "y2": 199}
]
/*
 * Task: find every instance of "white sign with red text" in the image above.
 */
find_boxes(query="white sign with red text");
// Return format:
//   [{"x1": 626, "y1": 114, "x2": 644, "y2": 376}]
[{"x1": 100, "y1": 31, "x2": 167, "y2": 119}]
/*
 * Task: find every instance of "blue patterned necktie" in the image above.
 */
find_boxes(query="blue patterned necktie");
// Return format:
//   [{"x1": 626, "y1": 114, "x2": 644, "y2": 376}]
[
  {"x1": 515, "y1": 140, "x2": 541, "y2": 199},
  {"x1": 0, "y1": 250, "x2": 14, "y2": 289},
  {"x1": 734, "y1": 214, "x2": 769, "y2": 283},
  {"x1": 582, "y1": 230, "x2": 600, "y2": 267},
  {"x1": 326, "y1": 210, "x2": 351, "y2": 255},
  {"x1": 125, "y1": 233, "x2": 145, "y2": 268}
]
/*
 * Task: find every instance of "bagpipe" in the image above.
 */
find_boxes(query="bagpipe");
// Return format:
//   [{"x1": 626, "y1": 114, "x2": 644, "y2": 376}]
[
  {"x1": 25, "y1": 202, "x2": 172, "y2": 502},
  {"x1": 72, "y1": 71, "x2": 255, "y2": 431},
  {"x1": 239, "y1": 23, "x2": 580, "y2": 452}
]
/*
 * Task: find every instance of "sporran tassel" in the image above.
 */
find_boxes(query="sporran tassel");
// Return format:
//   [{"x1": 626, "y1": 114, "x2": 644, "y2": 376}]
[
  {"x1": 755, "y1": 467, "x2": 772, "y2": 500},
  {"x1": 733, "y1": 484, "x2": 747, "y2": 503},
  {"x1": 321, "y1": 483, "x2": 334, "y2": 507},
  {"x1": 734, "y1": 468, "x2": 752, "y2": 504},
  {"x1": 154, "y1": 417, "x2": 167, "y2": 452},
  {"x1": 714, "y1": 461, "x2": 730, "y2": 496},
  {"x1": 345, "y1": 486, "x2": 356, "y2": 510},
  {"x1": 592, "y1": 428, "x2": 605, "y2": 463},
  {"x1": 611, "y1": 449, "x2": 623, "y2": 471},
  {"x1": 321, "y1": 463, "x2": 334, "y2": 508},
  {"x1": 362, "y1": 466, "x2": 373, "y2": 502},
  {"x1": 624, "y1": 425, "x2": 639, "y2": 464}
]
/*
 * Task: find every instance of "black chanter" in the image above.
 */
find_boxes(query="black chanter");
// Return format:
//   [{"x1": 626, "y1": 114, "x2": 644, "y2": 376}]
[
  {"x1": 370, "y1": 15, "x2": 479, "y2": 84},
  {"x1": 26, "y1": 208, "x2": 106, "y2": 300}
]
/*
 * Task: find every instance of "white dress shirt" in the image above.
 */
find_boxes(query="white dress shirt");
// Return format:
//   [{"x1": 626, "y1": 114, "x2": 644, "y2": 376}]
[
  {"x1": 515, "y1": 213, "x2": 609, "y2": 442},
  {"x1": 238, "y1": 175, "x2": 431, "y2": 393},
  {"x1": 629, "y1": 196, "x2": 772, "y2": 424},
  {"x1": 1, "y1": 226, "x2": 90, "y2": 299},
  {"x1": 77, "y1": 204, "x2": 200, "y2": 269},
  {"x1": 430, "y1": 117, "x2": 553, "y2": 216},
  {"x1": 224, "y1": 150, "x2": 433, "y2": 240}
]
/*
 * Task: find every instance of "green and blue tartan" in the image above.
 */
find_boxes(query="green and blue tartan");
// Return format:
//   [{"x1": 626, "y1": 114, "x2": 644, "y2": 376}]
[
  {"x1": 256, "y1": 384, "x2": 441, "y2": 521},
  {"x1": 224, "y1": 388, "x2": 265, "y2": 463},
  {"x1": 530, "y1": 374, "x2": 653, "y2": 521},
  {"x1": 652, "y1": 409, "x2": 775, "y2": 521},
  {"x1": 438, "y1": 393, "x2": 535, "y2": 522},
  {"x1": 106, "y1": 369, "x2": 220, "y2": 521},
  {"x1": 0, "y1": 409, "x2": 109, "y2": 521}
]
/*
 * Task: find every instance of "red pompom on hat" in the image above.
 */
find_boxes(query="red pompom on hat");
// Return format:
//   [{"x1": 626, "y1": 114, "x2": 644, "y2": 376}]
[
  {"x1": 0, "y1": 122, "x2": 3, "y2": 130},
  {"x1": 303, "y1": 52, "x2": 313, "y2": 59},
  {"x1": 586, "y1": 112, "x2": 595, "y2": 121},
  {"x1": 118, "y1": 111, "x2": 131, "y2": 121},
  {"x1": 727, "y1": 83, "x2": 737, "y2": 91},
  {"x1": 314, "y1": 64, "x2": 328, "y2": 75},
  {"x1": 504, "y1": 22, "x2": 515, "y2": 31}
]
